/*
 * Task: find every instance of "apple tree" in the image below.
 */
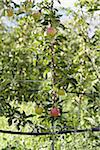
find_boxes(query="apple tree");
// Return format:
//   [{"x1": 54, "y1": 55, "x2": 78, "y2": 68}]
[{"x1": 0, "y1": 0, "x2": 100, "y2": 149}]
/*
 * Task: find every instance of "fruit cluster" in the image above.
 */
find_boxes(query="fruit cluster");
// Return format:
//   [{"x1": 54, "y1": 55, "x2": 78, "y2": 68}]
[
  {"x1": 34, "y1": 88, "x2": 65, "y2": 117},
  {"x1": 32, "y1": 11, "x2": 57, "y2": 37},
  {"x1": 32, "y1": 10, "x2": 62, "y2": 118},
  {"x1": 33, "y1": 11, "x2": 65, "y2": 117}
]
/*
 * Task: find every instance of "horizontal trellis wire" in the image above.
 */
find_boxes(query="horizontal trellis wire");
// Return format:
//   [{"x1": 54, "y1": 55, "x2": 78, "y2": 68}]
[{"x1": 0, "y1": 127, "x2": 100, "y2": 136}]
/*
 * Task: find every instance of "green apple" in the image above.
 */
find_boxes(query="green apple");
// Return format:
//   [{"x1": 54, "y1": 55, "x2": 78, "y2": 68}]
[
  {"x1": 7, "y1": 9, "x2": 13, "y2": 17},
  {"x1": 35, "y1": 105, "x2": 43, "y2": 115},
  {"x1": 57, "y1": 89, "x2": 65, "y2": 96},
  {"x1": 32, "y1": 12, "x2": 41, "y2": 21}
]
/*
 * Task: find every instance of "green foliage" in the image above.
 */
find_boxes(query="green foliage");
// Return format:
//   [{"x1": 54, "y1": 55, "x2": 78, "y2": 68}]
[{"x1": 0, "y1": 0, "x2": 100, "y2": 149}]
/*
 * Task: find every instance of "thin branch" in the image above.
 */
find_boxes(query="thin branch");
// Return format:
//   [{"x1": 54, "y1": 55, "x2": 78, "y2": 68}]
[
  {"x1": 28, "y1": 89, "x2": 98, "y2": 97},
  {"x1": 0, "y1": 88, "x2": 98, "y2": 97},
  {"x1": 85, "y1": 53, "x2": 100, "y2": 80}
]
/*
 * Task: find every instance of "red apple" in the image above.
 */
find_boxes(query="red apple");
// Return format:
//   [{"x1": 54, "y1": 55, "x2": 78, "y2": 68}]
[
  {"x1": 50, "y1": 107, "x2": 60, "y2": 117},
  {"x1": 47, "y1": 27, "x2": 57, "y2": 37}
]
